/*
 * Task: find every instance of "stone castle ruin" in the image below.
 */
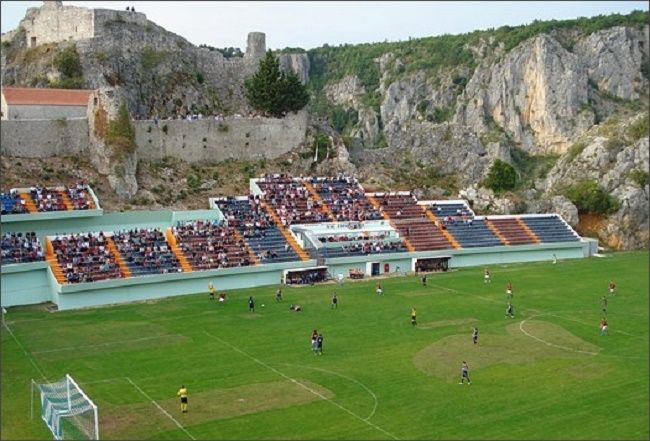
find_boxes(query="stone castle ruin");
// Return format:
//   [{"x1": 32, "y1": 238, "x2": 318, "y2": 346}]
[
  {"x1": 1, "y1": 1, "x2": 310, "y2": 200},
  {"x1": 19, "y1": 1, "x2": 145, "y2": 48},
  {"x1": 2, "y1": 1, "x2": 309, "y2": 117}
]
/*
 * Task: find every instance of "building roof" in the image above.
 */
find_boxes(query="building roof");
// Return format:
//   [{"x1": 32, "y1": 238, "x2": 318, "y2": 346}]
[{"x1": 1, "y1": 87, "x2": 92, "y2": 106}]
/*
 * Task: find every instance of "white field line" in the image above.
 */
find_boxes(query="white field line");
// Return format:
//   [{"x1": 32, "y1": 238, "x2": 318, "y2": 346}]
[
  {"x1": 2, "y1": 320, "x2": 47, "y2": 380},
  {"x1": 282, "y1": 364, "x2": 378, "y2": 421},
  {"x1": 31, "y1": 334, "x2": 185, "y2": 354},
  {"x1": 6, "y1": 317, "x2": 49, "y2": 325},
  {"x1": 519, "y1": 312, "x2": 647, "y2": 359},
  {"x1": 546, "y1": 314, "x2": 639, "y2": 338},
  {"x1": 518, "y1": 317, "x2": 600, "y2": 356},
  {"x1": 125, "y1": 377, "x2": 196, "y2": 440},
  {"x1": 428, "y1": 283, "x2": 500, "y2": 305},
  {"x1": 203, "y1": 331, "x2": 399, "y2": 440},
  {"x1": 80, "y1": 377, "x2": 128, "y2": 385}
]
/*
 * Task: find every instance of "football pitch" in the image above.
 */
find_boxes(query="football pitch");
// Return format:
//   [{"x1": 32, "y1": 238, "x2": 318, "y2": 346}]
[{"x1": 2, "y1": 251, "x2": 648, "y2": 440}]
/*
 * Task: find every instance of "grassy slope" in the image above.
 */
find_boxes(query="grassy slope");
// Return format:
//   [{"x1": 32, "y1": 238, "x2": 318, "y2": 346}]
[{"x1": 1, "y1": 251, "x2": 648, "y2": 440}]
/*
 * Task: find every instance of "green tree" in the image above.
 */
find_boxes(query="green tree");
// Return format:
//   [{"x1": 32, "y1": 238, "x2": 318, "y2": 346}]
[
  {"x1": 244, "y1": 50, "x2": 309, "y2": 117},
  {"x1": 279, "y1": 70, "x2": 309, "y2": 113},
  {"x1": 483, "y1": 159, "x2": 517, "y2": 193}
]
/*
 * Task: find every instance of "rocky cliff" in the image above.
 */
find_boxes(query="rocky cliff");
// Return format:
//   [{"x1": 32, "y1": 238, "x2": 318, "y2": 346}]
[{"x1": 313, "y1": 16, "x2": 649, "y2": 249}]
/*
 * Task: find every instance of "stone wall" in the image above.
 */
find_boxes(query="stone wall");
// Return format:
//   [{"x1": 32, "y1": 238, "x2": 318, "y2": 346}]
[
  {"x1": 0, "y1": 118, "x2": 89, "y2": 157},
  {"x1": 1, "y1": 112, "x2": 308, "y2": 162},
  {"x1": 92, "y1": 8, "x2": 150, "y2": 39},
  {"x1": 7, "y1": 104, "x2": 88, "y2": 120},
  {"x1": 134, "y1": 111, "x2": 309, "y2": 162},
  {"x1": 21, "y1": 1, "x2": 94, "y2": 48}
]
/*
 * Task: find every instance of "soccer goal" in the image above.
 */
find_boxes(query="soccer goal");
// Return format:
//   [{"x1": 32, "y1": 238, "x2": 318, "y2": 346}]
[{"x1": 31, "y1": 374, "x2": 99, "y2": 440}]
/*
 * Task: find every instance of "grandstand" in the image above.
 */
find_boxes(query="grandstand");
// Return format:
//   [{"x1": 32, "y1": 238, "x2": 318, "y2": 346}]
[{"x1": 1, "y1": 176, "x2": 596, "y2": 311}]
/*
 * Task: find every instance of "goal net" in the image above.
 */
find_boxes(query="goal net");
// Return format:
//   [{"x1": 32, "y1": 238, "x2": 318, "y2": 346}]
[{"x1": 32, "y1": 374, "x2": 99, "y2": 440}]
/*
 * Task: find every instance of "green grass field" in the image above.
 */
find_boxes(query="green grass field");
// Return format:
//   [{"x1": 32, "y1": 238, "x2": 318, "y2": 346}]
[{"x1": 2, "y1": 251, "x2": 648, "y2": 440}]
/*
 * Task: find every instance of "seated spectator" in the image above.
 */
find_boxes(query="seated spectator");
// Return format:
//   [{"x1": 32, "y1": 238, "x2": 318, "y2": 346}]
[
  {"x1": 51, "y1": 232, "x2": 123, "y2": 283},
  {"x1": 113, "y1": 228, "x2": 181, "y2": 276},
  {"x1": 1, "y1": 191, "x2": 27, "y2": 215},
  {"x1": 1, "y1": 231, "x2": 45, "y2": 265},
  {"x1": 173, "y1": 219, "x2": 252, "y2": 270}
]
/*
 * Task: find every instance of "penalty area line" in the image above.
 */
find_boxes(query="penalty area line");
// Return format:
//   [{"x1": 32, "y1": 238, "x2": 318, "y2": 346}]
[
  {"x1": 125, "y1": 377, "x2": 196, "y2": 440},
  {"x1": 203, "y1": 331, "x2": 400, "y2": 440},
  {"x1": 31, "y1": 334, "x2": 185, "y2": 354},
  {"x1": 2, "y1": 320, "x2": 48, "y2": 381}
]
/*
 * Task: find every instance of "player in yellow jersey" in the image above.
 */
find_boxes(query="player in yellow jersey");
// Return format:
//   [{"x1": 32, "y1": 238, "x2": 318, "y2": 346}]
[
  {"x1": 177, "y1": 385, "x2": 188, "y2": 413},
  {"x1": 208, "y1": 282, "x2": 216, "y2": 301},
  {"x1": 411, "y1": 307, "x2": 417, "y2": 326}
]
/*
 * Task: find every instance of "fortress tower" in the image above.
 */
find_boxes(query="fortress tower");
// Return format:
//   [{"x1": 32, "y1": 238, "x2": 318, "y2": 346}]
[
  {"x1": 41, "y1": 1, "x2": 63, "y2": 9},
  {"x1": 245, "y1": 32, "x2": 266, "y2": 58}
]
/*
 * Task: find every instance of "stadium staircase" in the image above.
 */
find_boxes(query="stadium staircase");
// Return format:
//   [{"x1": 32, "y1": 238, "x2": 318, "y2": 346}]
[
  {"x1": 232, "y1": 229, "x2": 260, "y2": 265},
  {"x1": 60, "y1": 191, "x2": 74, "y2": 210},
  {"x1": 19, "y1": 192, "x2": 37, "y2": 213},
  {"x1": 366, "y1": 195, "x2": 416, "y2": 252},
  {"x1": 484, "y1": 219, "x2": 509, "y2": 245},
  {"x1": 106, "y1": 236, "x2": 131, "y2": 278},
  {"x1": 515, "y1": 218, "x2": 541, "y2": 244},
  {"x1": 165, "y1": 228, "x2": 194, "y2": 272},
  {"x1": 485, "y1": 218, "x2": 537, "y2": 245},
  {"x1": 303, "y1": 181, "x2": 335, "y2": 219},
  {"x1": 45, "y1": 238, "x2": 66, "y2": 284},
  {"x1": 260, "y1": 200, "x2": 310, "y2": 261},
  {"x1": 423, "y1": 208, "x2": 461, "y2": 249}
]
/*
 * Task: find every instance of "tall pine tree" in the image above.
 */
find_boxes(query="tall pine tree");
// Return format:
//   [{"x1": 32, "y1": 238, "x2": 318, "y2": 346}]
[{"x1": 244, "y1": 50, "x2": 309, "y2": 117}]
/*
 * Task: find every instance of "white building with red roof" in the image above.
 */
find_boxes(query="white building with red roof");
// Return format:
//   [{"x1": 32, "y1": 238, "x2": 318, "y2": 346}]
[{"x1": 1, "y1": 87, "x2": 93, "y2": 120}]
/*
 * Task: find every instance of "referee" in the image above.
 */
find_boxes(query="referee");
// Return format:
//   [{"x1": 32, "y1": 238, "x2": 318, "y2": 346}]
[{"x1": 177, "y1": 385, "x2": 188, "y2": 413}]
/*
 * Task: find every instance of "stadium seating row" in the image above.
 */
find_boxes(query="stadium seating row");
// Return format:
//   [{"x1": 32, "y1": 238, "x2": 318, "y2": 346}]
[
  {"x1": 1, "y1": 183, "x2": 96, "y2": 214},
  {"x1": 1, "y1": 232, "x2": 45, "y2": 265},
  {"x1": 3, "y1": 175, "x2": 582, "y2": 283}
]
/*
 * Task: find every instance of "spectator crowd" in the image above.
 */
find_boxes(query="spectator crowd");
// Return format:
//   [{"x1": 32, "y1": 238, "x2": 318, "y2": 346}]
[{"x1": 1, "y1": 232, "x2": 44, "y2": 265}]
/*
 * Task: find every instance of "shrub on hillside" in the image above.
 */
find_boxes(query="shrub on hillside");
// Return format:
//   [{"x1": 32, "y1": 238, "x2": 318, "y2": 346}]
[
  {"x1": 106, "y1": 101, "x2": 137, "y2": 157},
  {"x1": 629, "y1": 169, "x2": 649, "y2": 188},
  {"x1": 53, "y1": 44, "x2": 84, "y2": 89},
  {"x1": 625, "y1": 113, "x2": 649, "y2": 142},
  {"x1": 562, "y1": 179, "x2": 620, "y2": 214},
  {"x1": 483, "y1": 159, "x2": 517, "y2": 193}
]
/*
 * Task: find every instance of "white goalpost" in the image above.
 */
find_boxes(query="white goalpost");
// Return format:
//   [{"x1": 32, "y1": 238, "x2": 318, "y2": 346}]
[{"x1": 31, "y1": 374, "x2": 99, "y2": 440}]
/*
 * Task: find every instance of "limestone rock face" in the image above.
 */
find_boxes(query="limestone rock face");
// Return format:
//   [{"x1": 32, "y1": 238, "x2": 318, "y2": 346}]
[
  {"x1": 324, "y1": 75, "x2": 380, "y2": 144},
  {"x1": 324, "y1": 75, "x2": 365, "y2": 107},
  {"x1": 458, "y1": 185, "x2": 515, "y2": 214},
  {"x1": 541, "y1": 119, "x2": 649, "y2": 249},
  {"x1": 605, "y1": 184, "x2": 649, "y2": 250},
  {"x1": 381, "y1": 73, "x2": 457, "y2": 141},
  {"x1": 87, "y1": 87, "x2": 138, "y2": 199},
  {"x1": 574, "y1": 25, "x2": 649, "y2": 100},
  {"x1": 457, "y1": 34, "x2": 593, "y2": 154},
  {"x1": 550, "y1": 195, "x2": 579, "y2": 227},
  {"x1": 278, "y1": 53, "x2": 310, "y2": 85}
]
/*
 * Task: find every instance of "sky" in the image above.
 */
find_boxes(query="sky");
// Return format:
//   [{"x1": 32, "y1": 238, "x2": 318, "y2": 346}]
[{"x1": 1, "y1": 1, "x2": 647, "y2": 50}]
